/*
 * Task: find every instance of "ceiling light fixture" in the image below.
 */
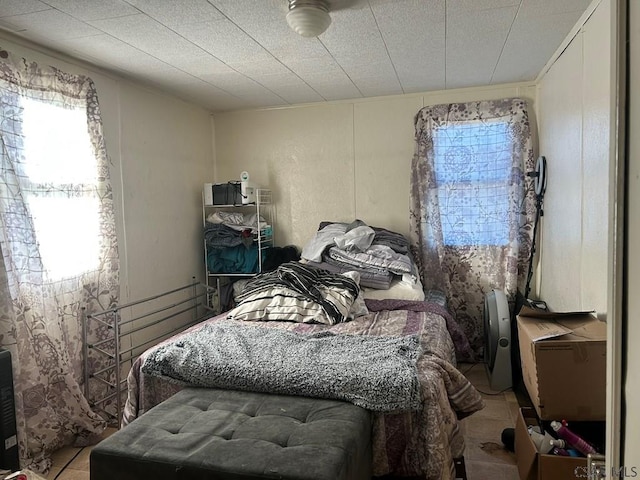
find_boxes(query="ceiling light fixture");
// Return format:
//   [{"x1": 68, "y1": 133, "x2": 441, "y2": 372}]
[{"x1": 286, "y1": 0, "x2": 332, "y2": 38}]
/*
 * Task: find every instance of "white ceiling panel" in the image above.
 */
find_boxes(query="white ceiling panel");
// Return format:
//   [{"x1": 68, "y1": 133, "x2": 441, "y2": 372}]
[
  {"x1": 0, "y1": 0, "x2": 50, "y2": 17},
  {"x1": 341, "y1": 59, "x2": 398, "y2": 80},
  {"x1": 320, "y1": 6, "x2": 389, "y2": 60},
  {"x1": 89, "y1": 14, "x2": 209, "y2": 64},
  {"x1": 226, "y1": 59, "x2": 292, "y2": 78},
  {"x1": 235, "y1": 91, "x2": 288, "y2": 108},
  {"x1": 355, "y1": 78, "x2": 403, "y2": 98},
  {"x1": 168, "y1": 55, "x2": 233, "y2": 78},
  {"x1": 372, "y1": 0, "x2": 446, "y2": 93},
  {"x1": 0, "y1": 8, "x2": 101, "y2": 39},
  {"x1": 174, "y1": 20, "x2": 273, "y2": 65},
  {"x1": 445, "y1": 5, "x2": 518, "y2": 88},
  {"x1": 516, "y1": 0, "x2": 592, "y2": 19},
  {"x1": 446, "y1": 0, "x2": 520, "y2": 14},
  {"x1": 492, "y1": 11, "x2": 582, "y2": 84},
  {"x1": 199, "y1": 71, "x2": 272, "y2": 97},
  {"x1": 42, "y1": 0, "x2": 139, "y2": 21},
  {"x1": 310, "y1": 78, "x2": 362, "y2": 101},
  {"x1": 265, "y1": 83, "x2": 324, "y2": 104},
  {"x1": 124, "y1": 0, "x2": 226, "y2": 26},
  {"x1": 55, "y1": 34, "x2": 167, "y2": 71},
  {"x1": 0, "y1": 0, "x2": 593, "y2": 112}
]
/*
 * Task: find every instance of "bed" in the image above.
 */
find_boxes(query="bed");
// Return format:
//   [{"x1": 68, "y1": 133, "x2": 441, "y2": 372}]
[
  {"x1": 115, "y1": 222, "x2": 483, "y2": 480},
  {"x1": 121, "y1": 298, "x2": 482, "y2": 478}
]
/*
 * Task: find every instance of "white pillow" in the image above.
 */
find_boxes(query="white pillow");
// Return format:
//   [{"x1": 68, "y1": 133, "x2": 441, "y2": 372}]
[
  {"x1": 339, "y1": 271, "x2": 369, "y2": 319},
  {"x1": 362, "y1": 276, "x2": 425, "y2": 301}
]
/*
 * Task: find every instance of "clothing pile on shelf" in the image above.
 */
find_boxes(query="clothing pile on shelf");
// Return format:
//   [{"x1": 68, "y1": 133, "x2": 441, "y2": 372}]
[{"x1": 204, "y1": 211, "x2": 269, "y2": 274}]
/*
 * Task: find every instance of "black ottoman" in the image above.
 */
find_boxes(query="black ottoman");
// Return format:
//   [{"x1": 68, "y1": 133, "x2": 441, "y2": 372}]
[{"x1": 90, "y1": 388, "x2": 372, "y2": 480}]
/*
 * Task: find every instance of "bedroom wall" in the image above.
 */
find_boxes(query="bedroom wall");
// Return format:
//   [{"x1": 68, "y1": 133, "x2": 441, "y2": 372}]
[
  {"x1": 0, "y1": 33, "x2": 214, "y2": 312},
  {"x1": 535, "y1": 0, "x2": 612, "y2": 316},
  {"x1": 213, "y1": 83, "x2": 536, "y2": 251}
]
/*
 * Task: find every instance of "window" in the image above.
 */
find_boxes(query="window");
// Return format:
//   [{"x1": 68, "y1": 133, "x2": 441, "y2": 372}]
[
  {"x1": 21, "y1": 97, "x2": 100, "y2": 280},
  {"x1": 432, "y1": 120, "x2": 511, "y2": 246}
]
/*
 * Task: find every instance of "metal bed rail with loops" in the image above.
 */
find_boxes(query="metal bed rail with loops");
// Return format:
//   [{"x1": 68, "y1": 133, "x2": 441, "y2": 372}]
[{"x1": 81, "y1": 278, "x2": 214, "y2": 425}]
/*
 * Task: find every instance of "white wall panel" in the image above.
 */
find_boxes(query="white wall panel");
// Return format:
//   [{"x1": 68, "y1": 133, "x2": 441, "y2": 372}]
[
  {"x1": 353, "y1": 96, "x2": 423, "y2": 238},
  {"x1": 581, "y1": 1, "x2": 612, "y2": 317},
  {"x1": 536, "y1": 1, "x2": 612, "y2": 314},
  {"x1": 118, "y1": 88, "x2": 213, "y2": 299},
  {"x1": 537, "y1": 36, "x2": 584, "y2": 310},
  {"x1": 214, "y1": 104, "x2": 356, "y2": 250}
]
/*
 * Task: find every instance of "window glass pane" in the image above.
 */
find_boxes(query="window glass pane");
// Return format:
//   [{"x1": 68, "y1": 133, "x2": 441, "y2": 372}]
[
  {"x1": 20, "y1": 97, "x2": 100, "y2": 280},
  {"x1": 22, "y1": 97, "x2": 96, "y2": 184},
  {"x1": 433, "y1": 121, "x2": 511, "y2": 246},
  {"x1": 27, "y1": 195, "x2": 100, "y2": 279}
]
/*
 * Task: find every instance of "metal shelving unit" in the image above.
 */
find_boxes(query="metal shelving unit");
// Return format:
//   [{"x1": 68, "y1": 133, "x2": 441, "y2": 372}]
[{"x1": 203, "y1": 188, "x2": 274, "y2": 312}]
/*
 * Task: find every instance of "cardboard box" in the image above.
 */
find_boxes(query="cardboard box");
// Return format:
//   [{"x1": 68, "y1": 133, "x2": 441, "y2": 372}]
[
  {"x1": 517, "y1": 312, "x2": 606, "y2": 421},
  {"x1": 515, "y1": 407, "x2": 586, "y2": 480}
]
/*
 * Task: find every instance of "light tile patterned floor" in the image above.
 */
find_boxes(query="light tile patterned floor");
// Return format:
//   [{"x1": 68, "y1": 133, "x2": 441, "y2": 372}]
[
  {"x1": 46, "y1": 364, "x2": 520, "y2": 480},
  {"x1": 44, "y1": 428, "x2": 117, "y2": 480},
  {"x1": 459, "y1": 362, "x2": 521, "y2": 480}
]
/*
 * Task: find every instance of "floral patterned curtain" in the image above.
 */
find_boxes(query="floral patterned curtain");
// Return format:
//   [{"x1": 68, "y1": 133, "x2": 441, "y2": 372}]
[
  {"x1": 409, "y1": 98, "x2": 535, "y2": 360},
  {"x1": 0, "y1": 50, "x2": 119, "y2": 471}
]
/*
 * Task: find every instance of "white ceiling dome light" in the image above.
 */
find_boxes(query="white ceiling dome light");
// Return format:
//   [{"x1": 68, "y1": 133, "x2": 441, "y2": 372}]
[{"x1": 286, "y1": 0, "x2": 332, "y2": 38}]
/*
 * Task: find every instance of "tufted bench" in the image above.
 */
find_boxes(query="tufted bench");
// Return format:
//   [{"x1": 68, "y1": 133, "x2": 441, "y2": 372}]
[{"x1": 90, "y1": 387, "x2": 372, "y2": 480}]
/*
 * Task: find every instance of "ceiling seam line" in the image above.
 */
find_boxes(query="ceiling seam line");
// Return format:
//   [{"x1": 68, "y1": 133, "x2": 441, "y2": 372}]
[
  {"x1": 317, "y1": 40, "x2": 365, "y2": 98},
  {"x1": 489, "y1": 1, "x2": 523, "y2": 84},
  {"x1": 368, "y1": 0, "x2": 404, "y2": 95},
  {"x1": 444, "y1": 0, "x2": 447, "y2": 88}
]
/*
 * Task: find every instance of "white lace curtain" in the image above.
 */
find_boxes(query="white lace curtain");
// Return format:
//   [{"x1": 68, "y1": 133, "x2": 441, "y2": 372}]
[
  {"x1": 409, "y1": 98, "x2": 536, "y2": 359},
  {"x1": 0, "y1": 50, "x2": 119, "y2": 471}
]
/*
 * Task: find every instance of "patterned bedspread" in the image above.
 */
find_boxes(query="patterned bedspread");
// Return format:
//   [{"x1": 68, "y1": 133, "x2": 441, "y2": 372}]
[{"x1": 123, "y1": 301, "x2": 483, "y2": 480}]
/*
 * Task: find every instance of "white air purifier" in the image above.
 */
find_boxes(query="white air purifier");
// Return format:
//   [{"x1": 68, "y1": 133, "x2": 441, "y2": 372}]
[{"x1": 484, "y1": 289, "x2": 512, "y2": 391}]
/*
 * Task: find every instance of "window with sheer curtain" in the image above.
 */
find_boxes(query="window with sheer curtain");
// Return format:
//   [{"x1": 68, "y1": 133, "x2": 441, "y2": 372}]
[
  {"x1": 409, "y1": 98, "x2": 536, "y2": 359},
  {"x1": 432, "y1": 120, "x2": 512, "y2": 247},
  {"x1": 21, "y1": 97, "x2": 101, "y2": 280},
  {"x1": 0, "y1": 50, "x2": 119, "y2": 472}
]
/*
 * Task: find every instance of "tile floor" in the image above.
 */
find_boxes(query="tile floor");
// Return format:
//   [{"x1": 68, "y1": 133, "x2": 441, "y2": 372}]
[
  {"x1": 45, "y1": 363, "x2": 523, "y2": 480},
  {"x1": 44, "y1": 428, "x2": 117, "y2": 480},
  {"x1": 459, "y1": 362, "x2": 522, "y2": 480}
]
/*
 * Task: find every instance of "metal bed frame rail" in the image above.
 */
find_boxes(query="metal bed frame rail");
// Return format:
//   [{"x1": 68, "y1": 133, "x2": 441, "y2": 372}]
[{"x1": 81, "y1": 278, "x2": 214, "y2": 424}]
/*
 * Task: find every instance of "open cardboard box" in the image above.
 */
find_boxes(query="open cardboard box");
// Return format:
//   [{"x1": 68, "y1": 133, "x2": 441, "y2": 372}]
[
  {"x1": 516, "y1": 310, "x2": 606, "y2": 421},
  {"x1": 515, "y1": 407, "x2": 586, "y2": 480}
]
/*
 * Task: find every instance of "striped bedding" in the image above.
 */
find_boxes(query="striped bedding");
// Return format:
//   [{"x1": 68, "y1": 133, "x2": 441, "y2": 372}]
[
  {"x1": 229, "y1": 261, "x2": 361, "y2": 325},
  {"x1": 123, "y1": 299, "x2": 483, "y2": 480}
]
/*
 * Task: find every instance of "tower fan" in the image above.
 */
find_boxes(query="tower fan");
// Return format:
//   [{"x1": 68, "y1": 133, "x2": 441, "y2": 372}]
[
  {"x1": 484, "y1": 156, "x2": 547, "y2": 391},
  {"x1": 484, "y1": 289, "x2": 512, "y2": 391}
]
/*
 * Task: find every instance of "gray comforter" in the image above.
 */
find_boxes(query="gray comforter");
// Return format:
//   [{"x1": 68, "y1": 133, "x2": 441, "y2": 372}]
[{"x1": 141, "y1": 320, "x2": 423, "y2": 412}]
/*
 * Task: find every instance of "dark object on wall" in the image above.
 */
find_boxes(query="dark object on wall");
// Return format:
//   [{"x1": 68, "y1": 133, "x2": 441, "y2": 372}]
[
  {"x1": 263, "y1": 245, "x2": 300, "y2": 272},
  {"x1": 0, "y1": 349, "x2": 19, "y2": 472}
]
